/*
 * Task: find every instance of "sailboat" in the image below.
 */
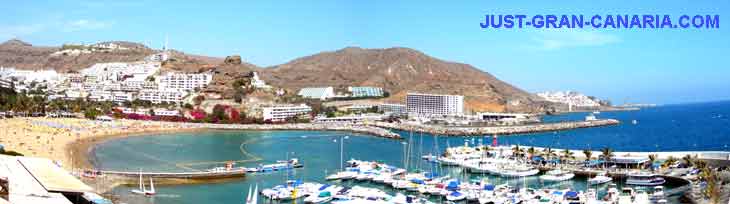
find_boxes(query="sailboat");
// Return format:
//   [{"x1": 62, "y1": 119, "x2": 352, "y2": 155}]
[
  {"x1": 244, "y1": 184, "x2": 258, "y2": 204},
  {"x1": 130, "y1": 171, "x2": 156, "y2": 196},
  {"x1": 245, "y1": 185, "x2": 252, "y2": 204}
]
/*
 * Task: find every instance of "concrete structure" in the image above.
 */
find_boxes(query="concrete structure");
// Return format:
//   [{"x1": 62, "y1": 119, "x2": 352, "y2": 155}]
[
  {"x1": 138, "y1": 89, "x2": 187, "y2": 104},
  {"x1": 536, "y1": 91, "x2": 601, "y2": 107},
  {"x1": 314, "y1": 114, "x2": 386, "y2": 123},
  {"x1": 297, "y1": 87, "x2": 335, "y2": 100},
  {"x1": 116, "y1": 107, "x2": 180, "y2": 116},
  {"x1": 348, "y1": 86, "x2": 383, "y2": 97},
  {"x1": 477, "y1": 112, "x2": 534, "y2": 122},
  {"x1": 250, "y1": 72, "x2": 271, "y2": 89},
  {"x1": 159, "y1": 72, "x2": 212, "y2": 92},
  {"x1": 378, "y1": 103, "x2": 407, "y2": 116},
  {"x1": 262, "y1": 104, "x2": 312, "y2": 121},
  {"x1": 406, "y1": 93, "x2": 464, "y2": 117},
  {"x1": 0, "y1": 155, "x2": 104, "y2": 204}
]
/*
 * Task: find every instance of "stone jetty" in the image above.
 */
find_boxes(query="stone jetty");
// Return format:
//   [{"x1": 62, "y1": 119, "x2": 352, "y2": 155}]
[
  {"x1": 187, "y1": 122, "x2": 402, "y2": 139},
  {"x1": 369, "y1": 119, "x2": 620, "y2": 136}
]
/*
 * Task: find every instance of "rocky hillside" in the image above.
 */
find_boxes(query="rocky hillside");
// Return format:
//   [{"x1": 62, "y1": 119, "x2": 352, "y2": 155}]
[
  {"x1": 1, "y1": 39, "x2": 548, "y2": 113},
  {"x1": 0, "y1": 39, "x2": 158, "y2": 72},
  {"x1": 260, "y1": 47, "x2": 544, "y2": 113}
]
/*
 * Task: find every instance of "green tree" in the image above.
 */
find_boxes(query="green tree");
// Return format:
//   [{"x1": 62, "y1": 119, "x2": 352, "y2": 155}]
[
  {"x1": 600, "y1": 147, "x2": 614, "y2": 161},
  {"x1": 583, "y1": 149, "x2": 593, "y2": 161},
  {"x1": 512, "y1": 145, "x2": 523, "y2": 158},
  {"x1": 561, "y1": 149, "x2": 575, "y2": 162},
  {"x1": 527, "y1": 147, "x2": 537, "y2": 160}
]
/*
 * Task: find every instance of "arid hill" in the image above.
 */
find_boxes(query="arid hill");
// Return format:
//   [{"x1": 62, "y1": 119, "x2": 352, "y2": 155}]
[
  {"x1": 1, "y1": 40, "x2": 548, "y2": 113},
  {"x1": 259, "y1": 47, "x2": 545, "y2": 113}
]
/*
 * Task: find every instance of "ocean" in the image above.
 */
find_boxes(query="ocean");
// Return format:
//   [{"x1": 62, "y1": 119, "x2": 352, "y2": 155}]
[{"x1": 93, "y1": 101, "x2": 730, "y2": 204}]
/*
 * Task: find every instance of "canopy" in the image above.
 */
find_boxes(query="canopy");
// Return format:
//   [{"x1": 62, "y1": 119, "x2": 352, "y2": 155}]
[
  {"x1": 484, "y1": 184, "x2": 495, "y2": 191},
  {"x1": 319, "y1": 191, "x2": 332, "y2": 197},
  {"x1": 410, "y1": 178, "x2": 425, "y2": 184},
  {"x1": 450, "y1": 191, "x2": 462, "y2": 197},
  {"x1": 446, "y1": 180, "x2": 460, "y2": 190},
  {"x1": 565, "y1": 191, "x2": 579, "y2": 198},
  {"x1": 318, "y1": 184, "x2": 331, "y2": 191}
]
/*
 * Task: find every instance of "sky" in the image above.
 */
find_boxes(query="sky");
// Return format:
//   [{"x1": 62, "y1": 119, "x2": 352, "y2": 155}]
[{"x1": 1, "y1": 0, "x2": 729, "y2": 105}]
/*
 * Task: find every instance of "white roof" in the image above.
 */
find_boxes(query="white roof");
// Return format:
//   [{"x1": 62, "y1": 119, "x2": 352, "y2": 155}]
[{"x1": 0, "y1": 156, "x2": 76, "y2": 204}]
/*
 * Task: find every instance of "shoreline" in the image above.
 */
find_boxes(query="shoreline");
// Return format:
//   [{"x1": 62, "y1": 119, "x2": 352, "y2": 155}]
[{"x1": 369, "y1": 119, "x2": 620, "y2": 136}]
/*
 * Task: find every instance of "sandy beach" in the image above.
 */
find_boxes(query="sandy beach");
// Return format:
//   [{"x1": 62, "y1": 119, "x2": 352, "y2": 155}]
[{"x1": 0, "y1": 117, "x2": 203, "y2": 171}]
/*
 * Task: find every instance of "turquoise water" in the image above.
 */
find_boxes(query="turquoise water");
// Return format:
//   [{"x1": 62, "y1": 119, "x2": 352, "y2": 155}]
[{"x1": 94, "y1": 101, "x2": 730, "y2": 204}]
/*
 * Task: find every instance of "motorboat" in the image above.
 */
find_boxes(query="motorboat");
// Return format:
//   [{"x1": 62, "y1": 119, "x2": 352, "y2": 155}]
[
  {"x1": 496, "y1": 164, "x2": 540, "y2": 177},
  {"x1": 651, "y1": 186, "x2": 666, "y2": 202},
  {"x1": 539, "y1": 169, "x2": 575, "y2": 182},
  {"x1": 626, "y1": 173, "x2": 665, "y2": 186},
  {"x1": 446, "y1": 191, "x2": 466, "y2": 201},
  {"x1": 326, "y1": 170, "x2": 358, "y2": 180},
  {"x1": 588, "y1": 172, "x2": 613, "y2": 185}
]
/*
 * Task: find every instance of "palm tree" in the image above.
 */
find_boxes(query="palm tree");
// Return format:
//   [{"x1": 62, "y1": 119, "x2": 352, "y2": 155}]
[
  {"x1": 561, "y1": 149, "x2": 575, "y2": 163},
  {"x1": 527, "y1": 147, "x2": 537, "y2": 160},
  {"x1": 582, "y1": 149, "x2": 593, "y2": 161},
  {"x1": 600, "y1": 147, "x2": 614, "y2": 161},
  {"x1": 693, "y1": 159, "x2": 708, "y2": 170},
  {"x1": 663, "y1": 156, "x2": 678, "y2": 168},
  {"x1": 648, "y1": 154, "x2": 657, "y2": 172},
  {"x1": 512, "y1": 145, "x2": 524, "y2": 158},
  {"x1": 543, "y1": 148, "x2": 556, "y2": 161},
  {"x1": 682, "y1": 154, "x2": 693, "y2": 168}
]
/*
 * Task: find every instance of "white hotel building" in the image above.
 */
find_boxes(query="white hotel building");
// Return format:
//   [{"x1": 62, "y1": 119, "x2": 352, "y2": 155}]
[
  {"x1": 406, "y1": 93, "x2": 464, "y2": 117},
  {"x1": 138, "y1": 89, "x2": 187, "y2": 104},
  {"x1": 262, "y1": 104, "x2": 312, "y2": 122},
  {"x1": 159, "y1": 73, "x2": 213, "y2": 92}
]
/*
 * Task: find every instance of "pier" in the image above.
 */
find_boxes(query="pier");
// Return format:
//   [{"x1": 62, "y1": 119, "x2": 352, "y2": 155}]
[{"x1": 369, "y1": 119, "x2": 620, "y2": 136}]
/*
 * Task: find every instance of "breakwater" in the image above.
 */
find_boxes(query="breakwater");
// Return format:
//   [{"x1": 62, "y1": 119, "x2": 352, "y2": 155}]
[
  {"x1": 182, "y1": 122, "x2": 402, "y2": 139},
  {"x1": 369, "y1": 119, "x2": 620, "y2": 136}
]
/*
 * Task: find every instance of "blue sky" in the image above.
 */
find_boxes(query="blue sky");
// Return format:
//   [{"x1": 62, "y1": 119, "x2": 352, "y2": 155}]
[{"x1": 1, "y1": 0, "x2": 728, "y2": 104}]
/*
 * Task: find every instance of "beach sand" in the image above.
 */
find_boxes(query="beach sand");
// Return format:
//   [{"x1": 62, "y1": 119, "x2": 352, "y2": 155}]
[{"x1": 0, "y1": 117, "x2": 202, "y2": 171}]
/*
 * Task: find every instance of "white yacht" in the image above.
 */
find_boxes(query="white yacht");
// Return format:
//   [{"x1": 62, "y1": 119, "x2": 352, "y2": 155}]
[
  {"x1": 496, "y1": 164, "x2": 540, "y2": 177},
  {"x1": 588, "y1": 172, "x2": 613, "y2": 185},
  {"x1": 626, "y1": 173, "x2": 666, "y2": 186},
  {"x1": 539, "y1": 169, "x2": 575, "y2": 182}
]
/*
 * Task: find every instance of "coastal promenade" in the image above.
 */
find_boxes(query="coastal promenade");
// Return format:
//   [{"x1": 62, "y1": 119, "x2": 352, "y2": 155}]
[
  {"x1": 185, "y1": 122, "x2": 402, "y2": 139},
  {"x1": 369, "y1": 119, "x2": 620, "y2": 136}
]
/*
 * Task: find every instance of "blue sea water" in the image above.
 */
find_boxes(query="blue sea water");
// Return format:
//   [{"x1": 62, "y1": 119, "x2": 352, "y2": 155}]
[{"x1": 93, "y1": 101, "x2": 730, "y2": 204}]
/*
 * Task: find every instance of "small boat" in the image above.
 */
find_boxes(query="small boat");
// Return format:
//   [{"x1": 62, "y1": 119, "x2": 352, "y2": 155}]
[
  {"x1": 539, "y1": 169, "x2": 575, "y2": 182},
  {"x1": 304, "y1": 191, "x2": 333, "y2": 203},
  {"x1": 130, "y1": 171, "x2": 155, "y2": 196},
  {"x1": 326, "y1": 170, "x2": 358, "y2": 180},
  {"x1": 496, "y1": 164, "x2": 540, "y2": 177},
  {"x1": 250, "y1": 158, "x2": 303, "y2": 172},
  {"x1": 588, "y1": 172, "x2": 613, "y2": 185},
  {"x1": 446, "y1": 191, "x2": 466, "y2": 201},
  {"x1": 634, "y1": 189, "x2": 651, "y2": 204},
  {"x1": 651, "y1": 186, "x2": 665, "y2": 202},
  {"x1": 626, "y1": 173, "x2": 665, "y2": 186}
]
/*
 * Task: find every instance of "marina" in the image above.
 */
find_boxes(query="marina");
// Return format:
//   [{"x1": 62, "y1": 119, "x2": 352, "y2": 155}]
[{"x1": 3, "y1": 101, "x2": 728, "y2": 204}]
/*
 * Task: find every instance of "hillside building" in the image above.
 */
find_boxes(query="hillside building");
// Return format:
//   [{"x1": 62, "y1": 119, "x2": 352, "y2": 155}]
[
  {"x1": 262, "y1": 104, "x2": 312, "y2": 121},
  {"x1": 406, "y1": 93, "x2": 464, "y2": 117},
  {"x1": 348, "y1": 86, "x2": 383, "y2": 97},
  {"x1": 297, "y1": 87, "x2": 335, "y2": 100}
]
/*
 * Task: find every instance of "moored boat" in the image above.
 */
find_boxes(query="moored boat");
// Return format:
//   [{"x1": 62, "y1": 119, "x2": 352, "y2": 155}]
[{"x1": 626, "y1": 173, "x2": 665, "y2": 186}]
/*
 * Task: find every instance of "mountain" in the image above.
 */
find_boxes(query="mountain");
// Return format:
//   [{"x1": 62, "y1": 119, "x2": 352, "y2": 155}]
[
  {"x1": 0, "y1": 39, "x2": 156, "y2": 72},
  {"x1": 260, "y1": 47, "x2": 544, "y2": 113},
  {"x1": 0, "y1": 39, "x2": 547, "y2": 113}
]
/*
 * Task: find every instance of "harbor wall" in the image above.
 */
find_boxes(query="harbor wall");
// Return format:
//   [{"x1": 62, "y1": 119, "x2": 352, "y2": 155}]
[{"x1": 369, "y1": 119, "x2": 620, "y2": 136}]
